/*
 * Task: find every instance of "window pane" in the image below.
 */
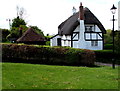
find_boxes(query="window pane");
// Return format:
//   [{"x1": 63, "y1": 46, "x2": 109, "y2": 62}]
[{"x1": 91, "y1": 41, "x2": 98, "y2": 46}]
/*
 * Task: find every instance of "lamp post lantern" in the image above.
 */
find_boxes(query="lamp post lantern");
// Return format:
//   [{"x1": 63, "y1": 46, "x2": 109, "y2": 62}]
[{"x1": 110, "y1": 4, "x2": 117, "y2": 69}]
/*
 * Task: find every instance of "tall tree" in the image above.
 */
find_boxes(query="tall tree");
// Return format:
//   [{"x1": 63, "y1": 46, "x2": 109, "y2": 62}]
[
  {"x1": 7, "y1": 25, "x2": 28, "y2": 40},
  {"x1": 104, "y1": 29, "x2": 112, "y2": 44},
  {"x1": 1, "y1": 29, "x2": 10, "y2": 42},
  {"x1": 11, "y1": 16, "x2": 26, "y2": 28},
  {"x1": 29, "y1": 26, "x2": 44, "y2": 36},
  {"x1": 16, "y1": 6, "x2": 26, "y2": 19}
]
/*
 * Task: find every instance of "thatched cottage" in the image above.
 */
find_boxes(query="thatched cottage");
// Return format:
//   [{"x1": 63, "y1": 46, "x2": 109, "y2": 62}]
[
  {"x1": 50, "y1": 3, "x2": 106, "y2": 50},
  {"x1": 17, "y1": 28, "x2": 46, "y2": 45}
]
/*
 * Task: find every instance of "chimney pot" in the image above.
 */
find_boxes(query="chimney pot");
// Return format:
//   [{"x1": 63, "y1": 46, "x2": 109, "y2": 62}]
[
  {"x1": 72, "y1": 6, "x2": 76, "y2": 14},
  {"x1": 79, "y1": 2, "x2": 84, "y2": 20},
  {"x1": 80, "y1": 2, "x2": 82, "y2": 6}
]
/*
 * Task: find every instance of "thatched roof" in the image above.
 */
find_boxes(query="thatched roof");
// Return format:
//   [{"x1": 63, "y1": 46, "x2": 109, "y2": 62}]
[
  {"x1": 17, "y1": 28, "x2": 46, "y2": 42},
  {"x1": 58, "y1": 7, "x2": 106, "y2": 35}
]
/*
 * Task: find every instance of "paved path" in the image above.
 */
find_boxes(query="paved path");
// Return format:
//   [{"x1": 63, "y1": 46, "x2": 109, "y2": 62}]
[{"x1": 95, "y1": 62, "x2": 120, "y2": 67}]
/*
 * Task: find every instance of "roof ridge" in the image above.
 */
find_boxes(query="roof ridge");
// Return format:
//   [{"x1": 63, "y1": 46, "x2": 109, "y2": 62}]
[{"x1": 58, "y1": 7, "x2": 106, "y2": 35}]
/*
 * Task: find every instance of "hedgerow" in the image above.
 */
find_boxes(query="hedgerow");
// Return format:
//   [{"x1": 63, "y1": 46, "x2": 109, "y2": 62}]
[
  {"x1": 104, "y1": 44, "x2": 113, "y2": 50},
  {"x1": 2, "y1": 43, "x2": 95, "y2": 66},
  {"x1": 94, "y1": 50, "x2": 120, "y2": 64}
]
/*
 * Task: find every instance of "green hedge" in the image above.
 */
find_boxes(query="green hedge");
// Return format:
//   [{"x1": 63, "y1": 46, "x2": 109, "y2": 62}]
[
  {"x1": 2, "y1": 43, "x2": 95, "y2": 66},
  {"x1": 104, "y1": 44, "x2": 113, "y2": 50},
  {"x1": 94, "y1": 50, "x2": 120, "y2": 64}
]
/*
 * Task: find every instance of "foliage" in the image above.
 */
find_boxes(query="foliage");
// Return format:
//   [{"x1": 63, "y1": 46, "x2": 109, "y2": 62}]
[
  {"x1": 46, "y1": 41, "x2": 50, "y2": 46},
  {"x1": 45, "y1": 34, "x2": 52, "y2": 46},
  {"x1": 7, "y1": 25, "x2": 28, "y2": 41},
  {"x1": 5, "y1": 16, "x2": 27, "y2": 42},
  {"x1": 8, "y1": 27, "x2": 19, "y2": 38},
  {"x1": 6, "y1": 16, "x2": 46, "y2": 43},
  {"x1": 94, "y1": 50, "x2": 120, "y2": 64},
  {"x1": 19, "y1": 25, "x2": 28, "y2": 33},
  {"x1": 45, "y1": 34, "x2": 52, "y2": 39},
  {"x1": 104, "y1": 44, "x2": 113, "y2": 50},
  {"x1": 29, "y1": 26, "x2": 44, "y2": 36},
  {"x1": 115, "y1": 31, "x2": 120, "y2": 54},
  {"x1": 45, "y1": 35, "x2": 52, "y2": 46},
  {"x1": 2, "y1": 43, "x2": 95, "y2": 66},
  {"x1": 11, "y1": 16, "x2": 26, "y2": 28},
  {"x1": 104, "y1": 29, "x2": 112, "y2": 44},
  {"x1": 1, "y1": 29, "x2": 10, "y2": 42},
  {"x1": 2, "y1": 63, "x2": 118, "y2": 89}
]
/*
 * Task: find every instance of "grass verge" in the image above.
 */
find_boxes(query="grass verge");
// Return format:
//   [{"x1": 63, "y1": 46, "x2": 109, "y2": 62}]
[{"x1": 2, "y1": 62, "x2": 119, "y2": 89}]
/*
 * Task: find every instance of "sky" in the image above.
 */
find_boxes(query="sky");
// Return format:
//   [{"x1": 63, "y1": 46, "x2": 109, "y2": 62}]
[{"x1": 0, "y1": 0, "x2": 119, "y2": 35}]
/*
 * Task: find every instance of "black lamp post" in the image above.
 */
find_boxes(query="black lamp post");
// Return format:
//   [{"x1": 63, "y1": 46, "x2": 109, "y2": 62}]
[{"x1": 110, "y1": 4, "x2": 117, "y2": 69}]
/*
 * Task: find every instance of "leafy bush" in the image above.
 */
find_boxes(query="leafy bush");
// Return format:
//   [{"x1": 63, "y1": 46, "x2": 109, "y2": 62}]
[
  {"x1": 104, "y1": 29, "x2": 112, "y2": 44},
  {"x1": 1, "y1": 29, "x2": 10, "y2": 42},
  {"x1": 94, "y1": 50, "x2": 120, "y2": 64},
  {"x1": 2, "y1": 43, "x2": 95, "y2": 66},
  {"x1": 104, "y1": 44, "x2": 113, "y2": 50}
]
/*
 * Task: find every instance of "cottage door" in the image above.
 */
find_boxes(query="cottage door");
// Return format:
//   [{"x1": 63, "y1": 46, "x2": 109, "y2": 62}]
[{"x1": 57, "y1": 38, "x2": 61, "y2": 46}]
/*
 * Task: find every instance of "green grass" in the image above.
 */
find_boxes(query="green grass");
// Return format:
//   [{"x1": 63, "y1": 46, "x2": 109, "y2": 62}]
[{"x1": 2, "y1": 62, "x2": 119, "y2": 89}]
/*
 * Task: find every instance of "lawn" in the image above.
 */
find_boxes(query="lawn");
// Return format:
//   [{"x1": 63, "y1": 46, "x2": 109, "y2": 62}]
[{"x1": 2, "y1": 62, "x2": 119, "y2": 89}]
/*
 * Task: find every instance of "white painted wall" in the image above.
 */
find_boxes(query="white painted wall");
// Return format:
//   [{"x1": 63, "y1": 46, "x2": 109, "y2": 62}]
[
  {"x1": 73, "y1": 41, "x2": 79, "y2": 48},
  {"x1": 95, "y1": 25, "x2": 102, "y2": 32},
  {"x1": 74, "y1": 25, "x2": 80, "y2": 32},
  {"x1": 118, "y1": 1, "x2": 120, "y2": 30},
  {"x1": 85, "y1": 41, "x2": 103, "y2": 50},
  {"x1": 61, "y1": 35, "x2": 71, "y2": 47},
  {"x1": 51, "y1": 24, "x2": 103, "y2": 50},
  {"x1": 50, "y1": 35, "x2": 61, "y2": 46},
  {"x1": 72, "y1": 23, "x2": 103, "y2": 50}
]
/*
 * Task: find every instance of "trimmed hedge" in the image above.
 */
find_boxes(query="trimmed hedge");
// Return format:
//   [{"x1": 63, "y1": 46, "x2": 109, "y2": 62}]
[
  {"x1": 2, "y1": 43, "x2": 95, "y2": 66},
  {"x1": 104, "y1": 44, "x2": 113, "y2": 50},
  {"x1": 94, "y1": 50, "x2": 120, "y2": 64}
]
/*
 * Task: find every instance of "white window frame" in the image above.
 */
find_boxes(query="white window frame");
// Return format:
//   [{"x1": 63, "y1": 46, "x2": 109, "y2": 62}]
[
  {"x1": 85, "y1": 26, "x2": 94, "y2": 32},
  {"x1": 91, "y1": 41, "x2": 98, "y2": 46}
]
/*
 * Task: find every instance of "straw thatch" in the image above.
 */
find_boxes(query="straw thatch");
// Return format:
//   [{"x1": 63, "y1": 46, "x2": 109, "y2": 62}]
[
  {"x1": 58, "y1": 7, "x2": 106, "y2": 35},
  {"x1": 17, "y1": 28, "x2": 46, "y2": 45}
]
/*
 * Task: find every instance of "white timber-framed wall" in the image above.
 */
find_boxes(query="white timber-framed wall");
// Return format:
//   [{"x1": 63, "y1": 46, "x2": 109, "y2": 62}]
[
  {"x1": 118, "y1": 1, "x2": 120, "y2": 31},
  {"x1": 50, "y1": 23, "x2": 103, "y2": 50}
]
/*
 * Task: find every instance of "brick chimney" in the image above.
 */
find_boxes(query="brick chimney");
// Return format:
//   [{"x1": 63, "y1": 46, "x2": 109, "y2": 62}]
[
  {"x1": 79, "y1": 2, "x2": 84, "y2": 20},
  {"x1": 78, "y1": 2, "x2": 86, "y2": 49}
]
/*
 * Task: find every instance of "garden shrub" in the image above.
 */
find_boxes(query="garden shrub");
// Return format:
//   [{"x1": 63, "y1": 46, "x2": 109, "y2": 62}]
[
  {"x1": 80, "y1": 49, "x2": 96, "y2": 66},
  {"x1": 94, "y1": 50, "x2": 120, "y2": 64},
  {"x1": 2, "y1": 43, "x2": 95, "y2": 66},
  {"x1": 104, "y1": 44, "x2": 113, "y2": 50}
]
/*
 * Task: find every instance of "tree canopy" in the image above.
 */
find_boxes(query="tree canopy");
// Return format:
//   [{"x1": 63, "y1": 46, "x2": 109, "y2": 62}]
[
  {"x1": 104, "y1": 29, "x2": 112, "y2": 44},
  {"x1": 11, "y1": 16, "x2": 26, "y2": 28},
  {"x1": 1, "y1": 29, "x2": 10, "y2": 42},
  {"x1": 29, "y1": 26, "x2": 44, "y2": 36}
]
